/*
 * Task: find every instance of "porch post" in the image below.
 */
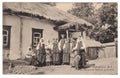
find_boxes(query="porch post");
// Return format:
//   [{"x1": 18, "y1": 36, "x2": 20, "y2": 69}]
[{"x1": 66, "y1": 29, "x2": 69, "y2": 39}]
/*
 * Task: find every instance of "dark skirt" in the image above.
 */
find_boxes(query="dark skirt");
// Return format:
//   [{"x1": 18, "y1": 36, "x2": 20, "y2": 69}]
[
  {"x1": 63, "y1": 53, "x2": 70, "y2": 64},
  {"x1": 52, "y1": 53, "x2": 60, "y2": 65},
  {"x1": 79, "y1": 50, "x2": 86, "y2": 67},
  {"x1": 37, "y1": 52, "x2": 46, "y2": 66}
]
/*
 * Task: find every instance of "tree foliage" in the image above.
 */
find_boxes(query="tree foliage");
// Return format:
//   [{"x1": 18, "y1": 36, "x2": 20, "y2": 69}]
[
  {"x1": 42, "y1": 2, "x2": 56, "y2": 6},
  {"x1": 68, "y1": 3, "x2": 94, "y2": 17},
  {"x1": 68, "y1": 3, "x2": 117, "y2": 43},
  {"x1": 89, "y1": 3, "x2": 117, "y2": 43}
]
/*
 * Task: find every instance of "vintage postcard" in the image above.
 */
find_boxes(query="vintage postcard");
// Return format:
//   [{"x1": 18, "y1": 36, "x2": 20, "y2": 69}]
[{"x1": 2, "y1": 2, "x2": 118, "y2": 75}]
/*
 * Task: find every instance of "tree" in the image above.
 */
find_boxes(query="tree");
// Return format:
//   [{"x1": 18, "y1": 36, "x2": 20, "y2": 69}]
[
  {"x1": 90, "y1": 3, "x2": 118, "y2": 43},
  {"x1": 68, "y1": 3, "x2": 117, "y2": 43},
  {"x1": 68, "y1": 3, "x2": 97, "y2": 25},
  {"x1": 42, "y1": 2, "x2": 56, "y2": 6},
  {"x1": 68, "y1": 3, "x2": 94, "y2": 17}
]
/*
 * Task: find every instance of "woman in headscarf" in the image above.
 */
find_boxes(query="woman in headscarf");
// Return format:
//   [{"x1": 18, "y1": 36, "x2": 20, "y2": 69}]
[
  {"x1": 52, "y1": 38, "x2": 60, "y2": 65},
  {"x1": 25, "y1": 45, "x2": 39, "y2": 66},
  {"x1": 36, "y1": 38, "x2": 46, "y2": 66},
  {"x1": 58, "y1": 34, "x2": 65, "y2": 64},
  {"x1": 63, "y1": 38, "x2": 70, "y2": 64},
  {"x1": 45, "y1": 40, "x2": 52, "y2": 66}
]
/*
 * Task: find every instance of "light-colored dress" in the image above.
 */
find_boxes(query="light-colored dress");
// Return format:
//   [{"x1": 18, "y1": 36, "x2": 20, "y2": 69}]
[{"x1": 45, "y1": 43, "x2": 52, "y2": 63}]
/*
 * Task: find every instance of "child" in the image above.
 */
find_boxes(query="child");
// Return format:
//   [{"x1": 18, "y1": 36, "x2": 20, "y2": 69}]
[
  {"x1": 74, "y1": 51, "x2": 81, "y2": 70},
  {"x1": 46, "y1": 49, "x2": 52, "y2": 66}
]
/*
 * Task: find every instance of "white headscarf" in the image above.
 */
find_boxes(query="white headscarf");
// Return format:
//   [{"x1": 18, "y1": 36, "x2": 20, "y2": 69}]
[{"x1": 36, "y1": 38, "x2": 44, "y2": 50}]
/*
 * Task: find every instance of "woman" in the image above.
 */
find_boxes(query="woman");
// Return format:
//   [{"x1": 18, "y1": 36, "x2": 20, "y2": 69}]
[
  {"x1": 58, "y1": 34, "x2": 65, "y2": 64},
  {"x1": 36, "y1": 38, "x2": 46, "y2": 66},
  {"x1": 52, "y1": 38, "x2": 60, "y2": 65},
  {"x1": 45, "y1": 40, "x2": 52, "y2": 66},
  {"x1": 63, "y1": 39, "x2": 70, "y2": 64},
  {"x1": 25, "y1": 46, "x2": 39, "y2": 66}
]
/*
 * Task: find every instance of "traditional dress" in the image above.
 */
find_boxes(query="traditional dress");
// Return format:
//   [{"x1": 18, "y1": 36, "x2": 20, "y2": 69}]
[
  {"x1": 73, "y1": 37, "x2": 86, "y2": 68},
  {"x1": 52, "y1": 40, "x2": 60, "y2": 65},
  {"x1": 25, "y1": 47, "x2": 39, "y2": 66},
  {"x1": 45, "y1": 41, "x2": 52, "y2": 66},
  {"x1": 58, "y1": 38, "x2": 65, "y2": 64},
  {"x1": 63, "y1": 39, "x2": 70, "y2": 64},
  {"x1": 70, "y1": 39, "x2": 76, "y2": 67},
  {"x1": 36, "y1": 40, "x2": 46, "y2": 66},
  {"x1": 46, "y1": 51, "x2": 52, "y2": 66},
  {"x1": 25, "y1": 47, "x2": 34, "y2": 64}
]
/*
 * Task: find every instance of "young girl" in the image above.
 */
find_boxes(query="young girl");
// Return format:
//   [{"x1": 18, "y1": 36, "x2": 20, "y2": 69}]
[
  {"x1": 46, "y1": 49, "x2": 52, "y2": 66},
  {"x1": 74, "y1": 51, "x2": 81, "y2": 70}
]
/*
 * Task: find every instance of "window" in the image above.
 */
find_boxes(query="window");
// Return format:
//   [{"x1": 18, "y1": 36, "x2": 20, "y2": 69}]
[
  {"x1": 32, "y1": 28, "x2": 43, "y2": 48},
  {"x1": 3, "y1": 30, "x2": 8, "y2": 46},
  {"x1": 3, "y1": 26, "x2": 11, "y2": 49}
]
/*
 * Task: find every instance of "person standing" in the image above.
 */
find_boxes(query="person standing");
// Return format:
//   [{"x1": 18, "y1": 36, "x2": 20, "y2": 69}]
[
  {"x1": 45, "y1": 40, "x2": 52, "y2": 66},
  {"x1": 63, "y1": 38, "x2": 70, "y2": 64},
  {"x1": 73, "y1": 36, "x2": 86, "y2": 68},
  {"x1": 52, "y1": 38, "x2": 60, "y2": 65},
  {"x1": 36, "y1": 38, "x2": 46, "y2": 66},
  {"x1": 58, "y1": 34, "x2": 65, "y2": 64},
  {"x1": 74, "y1": 51, "x2": 81, "y2": 70},
  {"x1": 70, "y1": 38, "x2": 77, "y2": 67}
]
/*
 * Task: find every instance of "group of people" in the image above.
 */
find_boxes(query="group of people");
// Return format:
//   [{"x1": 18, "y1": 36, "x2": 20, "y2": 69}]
[{"x1": 25, "y1": 35, "x2": 87, "y2": 70}]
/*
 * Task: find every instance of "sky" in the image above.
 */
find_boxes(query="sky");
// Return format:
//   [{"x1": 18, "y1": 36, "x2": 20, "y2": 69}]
[
  {"x1": 55, "y1": 3, "x2": 73, "y2": 12},
  {"x1": 55, "y1": 2, "x2": 103, "y2": 12}
]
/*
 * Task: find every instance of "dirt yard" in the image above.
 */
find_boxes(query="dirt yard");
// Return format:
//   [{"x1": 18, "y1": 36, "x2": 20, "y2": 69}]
[{"x1": 3, "y1": 57, "x2": 118, "y2": 75}]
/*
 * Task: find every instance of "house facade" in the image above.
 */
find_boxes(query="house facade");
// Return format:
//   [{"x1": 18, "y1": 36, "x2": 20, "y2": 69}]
[
  {"x1": 3, "y1": 3, "x2": 93, "y2": 60},
  {"x1": 3, "y1": 13, "x2": 59, "y2": 60}
]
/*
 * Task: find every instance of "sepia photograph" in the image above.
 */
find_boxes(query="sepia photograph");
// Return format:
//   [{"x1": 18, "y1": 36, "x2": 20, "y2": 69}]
[{"x1": 2, "y1": 2, "x2": 118, "y2": 75}]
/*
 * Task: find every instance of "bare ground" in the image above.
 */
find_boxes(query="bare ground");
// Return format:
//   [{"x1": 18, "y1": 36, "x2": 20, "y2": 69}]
[{"x1": 3, "y1": 57, "x2": 118, "y2": 75}]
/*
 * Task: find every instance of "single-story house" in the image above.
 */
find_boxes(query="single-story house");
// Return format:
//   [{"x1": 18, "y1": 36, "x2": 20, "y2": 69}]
[{"x1": 3, "y1": 2, "x2": 93, "y2": 60}]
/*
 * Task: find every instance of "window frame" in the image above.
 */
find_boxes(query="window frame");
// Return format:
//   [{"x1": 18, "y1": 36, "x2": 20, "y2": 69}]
[
  {"x1": 32, "y1": 28, "x2": 43, "y2": 48},
  {"x1": 3, "y1": 25, "x2": 11, "y2": 49}
]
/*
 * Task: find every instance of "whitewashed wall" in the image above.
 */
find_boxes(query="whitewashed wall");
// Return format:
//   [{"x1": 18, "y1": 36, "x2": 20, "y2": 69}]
[
  {"x1": 22, "y1": 17, "x2": 58, "y2": 58},
  {"x1": 3, "y1": 15, "x2": 21, "y2": 60},
  {"x1": 3, "y1": 15, "x2": 58, "y2": 60}
]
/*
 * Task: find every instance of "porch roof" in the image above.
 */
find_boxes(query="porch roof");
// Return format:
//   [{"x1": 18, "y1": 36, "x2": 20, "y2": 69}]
[{"x1": 57, "y1": 22, "x2": 92, "y2": 31}]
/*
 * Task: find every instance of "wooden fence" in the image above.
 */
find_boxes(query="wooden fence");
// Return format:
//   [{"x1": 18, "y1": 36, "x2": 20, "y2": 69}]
[{"x1": 98, "y1": 42, "x2": 117, "y2": 58}]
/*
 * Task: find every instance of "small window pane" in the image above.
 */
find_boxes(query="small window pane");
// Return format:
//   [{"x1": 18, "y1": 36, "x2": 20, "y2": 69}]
[
  {"x1": 3, "y1": 42, "x2": 7, "y2": 44},
  {"x1": 3, "y1": 36, "x2": 7, "y2": 41},
  {"x1": 34, "y1": 34, "x2": 40, "y2": 37},
  {"x1": 3, "y1": 30, "x2": 8, "y2": 35}
]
